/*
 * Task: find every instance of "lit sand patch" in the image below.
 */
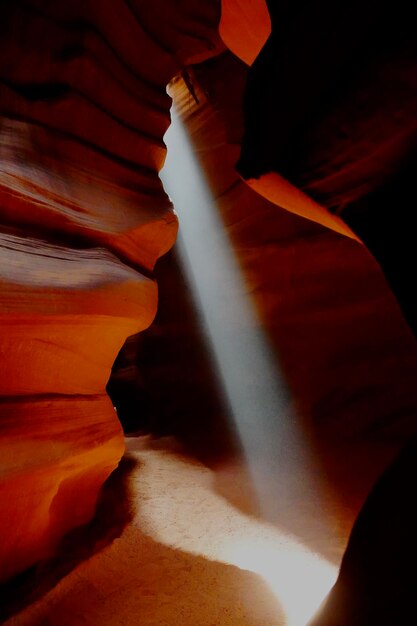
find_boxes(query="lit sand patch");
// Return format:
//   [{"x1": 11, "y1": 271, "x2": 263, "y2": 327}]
[{"x1": 129, "y1": 438, "x2": 337, "y2": 626}]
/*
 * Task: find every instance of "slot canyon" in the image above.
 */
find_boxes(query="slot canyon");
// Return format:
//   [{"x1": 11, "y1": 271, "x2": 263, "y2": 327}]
[{"x1": 1, "y1": 1, "x2": 417, "y2": 624}]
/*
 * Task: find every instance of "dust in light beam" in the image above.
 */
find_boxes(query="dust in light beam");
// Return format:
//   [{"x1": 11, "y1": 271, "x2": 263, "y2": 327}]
[{"x1": 160, "y1": 102, "x2": 338, "y2": 625}]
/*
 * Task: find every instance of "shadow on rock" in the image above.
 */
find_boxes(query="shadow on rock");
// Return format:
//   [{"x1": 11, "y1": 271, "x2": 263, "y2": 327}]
[
  {"x1": 0, "y1": 455, "x2": 138, "y2": 623},
  {"x1": 308, "y1": 440, "x2": 417, "y2": 626}
]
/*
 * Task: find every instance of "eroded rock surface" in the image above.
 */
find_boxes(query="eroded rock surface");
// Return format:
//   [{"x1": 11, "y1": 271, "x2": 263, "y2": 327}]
[
  {"x1": 0, "y1": 0, "x2": 222, "y2": 581},
  {"x1": 2, "y1": 8, "x2": 417, "y2": 625},
  {"x1": 167, "y1": 65, "x2": 417, "y2": 518}
]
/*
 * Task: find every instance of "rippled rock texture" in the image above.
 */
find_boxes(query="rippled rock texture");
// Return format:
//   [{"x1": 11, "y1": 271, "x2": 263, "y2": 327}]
[
  {"x1": 2, "y1": 5, "x2": 417, "y2": 618},
  {"x1": 0, "y1": 0, "x2": 222, "y2": 581},
  {"x1": 165, "y1": 64, "x2": 417, "y2": 469}
]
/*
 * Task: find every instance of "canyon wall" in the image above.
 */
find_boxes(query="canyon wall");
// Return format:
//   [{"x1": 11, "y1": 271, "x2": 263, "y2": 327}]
[
  {"x1": 2, "y1": 0, "x2": 417, "y2": 598},
  {"x1": 167, "y1": 63, "x2": 417, "y2": 521},
  {"x1": 0, "y1": 0, "x2": 222, "y2": 582}
]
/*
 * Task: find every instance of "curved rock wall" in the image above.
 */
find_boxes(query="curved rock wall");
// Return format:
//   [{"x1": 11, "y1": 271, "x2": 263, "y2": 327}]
[
  {"x1": 0, "y1": 0, "x2": 222, "y2": 582},
  {"x1": 236, "y1": 0, "x2": 417, "y2": 218},
  {"x1": 169, "y1": 61, "x2": 417, "y2": 518},
  {"x1": 2, "y1": 0, "x2": 417, "y2": 596}
]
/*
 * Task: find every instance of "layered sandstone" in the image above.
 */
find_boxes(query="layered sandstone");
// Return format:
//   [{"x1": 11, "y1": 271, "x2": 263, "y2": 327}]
[
  {"x1": 168, "y1": 64, "x2": 417, "y2": 516},
  {"x1": 2, "y1": 2, "x2": 417, "y2": 612},
  {"x1": 0, "y1": 0, "x2": 222, "y2": 581}
]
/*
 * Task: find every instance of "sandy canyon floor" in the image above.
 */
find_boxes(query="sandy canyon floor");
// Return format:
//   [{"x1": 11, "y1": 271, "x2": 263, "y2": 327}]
[{"x1": 3, "y1": 434, "x2": 397, "y2": 626}]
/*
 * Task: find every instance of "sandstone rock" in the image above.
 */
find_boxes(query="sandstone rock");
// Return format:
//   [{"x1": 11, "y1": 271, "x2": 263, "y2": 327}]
[
  {"x1": 168, "y1": 67, "x2": 417, "y2": 514},
  {"x1": 0, "y1": 0, "x2": 221, "y2": 581}
]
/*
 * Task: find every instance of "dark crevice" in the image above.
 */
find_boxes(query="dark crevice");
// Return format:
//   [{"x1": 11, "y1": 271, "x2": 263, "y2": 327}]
[
  {"x1": 107, "y1": 247, "x2": 244, "y2": 464},
  {"x1": 342, "y1": 149, "x2": 417, "y2": 338},
  {"x1": 0, "y1": 79, "x2": 70, "y2": 102}
]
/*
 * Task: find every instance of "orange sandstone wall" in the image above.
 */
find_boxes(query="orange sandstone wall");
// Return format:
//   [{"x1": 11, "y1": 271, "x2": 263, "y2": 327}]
[
  {"x1": 0, "y1": 0, "x2": 222, "y2": 582},
  {"x1": 170, "y1": 65, "x2": 417, "y2": 514}
]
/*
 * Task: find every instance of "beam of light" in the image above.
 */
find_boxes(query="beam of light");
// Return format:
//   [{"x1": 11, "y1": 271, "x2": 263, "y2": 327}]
[
  {"x1": 160, "y1": 105, "x2": 338, "y2": 624},
  {"x1": 223, "y1": 537, "x2": 336, "y2": 626}
]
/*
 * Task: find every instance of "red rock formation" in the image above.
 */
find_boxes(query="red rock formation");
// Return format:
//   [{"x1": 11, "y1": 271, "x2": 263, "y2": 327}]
[
  {"x1": 236, "y1": 0, "x2": 417, "y2": 223},
  {"x1": 219, "y1": 0, "x2": 358, "y2": 238},
  {"x1": 219, "y1": 0, "x2": 271, "y2": 66},
  {"x1": 0, "y1": 0, "x2": 222, "y2": 581},
  {"x1": 169, "y1": 64, "x2": 417, "y2": 516},
  {"x1": 2, "y1": 4, "x2": 417, "y2": 613}
]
